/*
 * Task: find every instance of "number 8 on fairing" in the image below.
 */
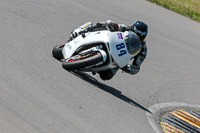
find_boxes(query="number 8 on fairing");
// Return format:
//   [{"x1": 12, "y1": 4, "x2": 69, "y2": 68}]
[{"x1": 116, "y1": 43, "x2": 127, "y2": 56}]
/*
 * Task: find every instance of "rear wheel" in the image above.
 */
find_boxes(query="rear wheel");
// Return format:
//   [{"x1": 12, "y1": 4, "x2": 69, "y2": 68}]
[
  {"x1": 52, "y1": 44, "x2": 65, "y2": 60},
  {"x1": 62, "y1": 52, "x2": 103, "y2": 70}
]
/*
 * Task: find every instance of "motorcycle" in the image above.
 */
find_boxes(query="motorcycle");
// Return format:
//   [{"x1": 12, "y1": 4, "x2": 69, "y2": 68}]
[{"x1": 52, "y1": 22, "x2": 142, "y2": 78}]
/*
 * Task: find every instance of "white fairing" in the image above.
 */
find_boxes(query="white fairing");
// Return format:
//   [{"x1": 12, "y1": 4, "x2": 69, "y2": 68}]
[
  {"x1": 62, "y1": 35, "x2": 85, "y2": 59},
  {"x1": 62, "y1": 30, "x2": 134, "y2": 72},
  {"x1": 108, "y1": 32, "x2": 130, "y2": 68}
]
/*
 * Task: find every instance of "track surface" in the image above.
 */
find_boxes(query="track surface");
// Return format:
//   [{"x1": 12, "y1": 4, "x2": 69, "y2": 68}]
[{"x1": 1, "y1": 0, "x2": 200, "y2": 132}]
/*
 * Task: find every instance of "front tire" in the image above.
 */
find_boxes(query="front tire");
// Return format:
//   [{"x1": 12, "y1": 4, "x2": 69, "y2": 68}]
[
  {"x1": 52, "y1": 44, "x2": 65, "y2": 60},
  {"x1": 62, "y1": 52, "x2": 103, "y2": 70}
]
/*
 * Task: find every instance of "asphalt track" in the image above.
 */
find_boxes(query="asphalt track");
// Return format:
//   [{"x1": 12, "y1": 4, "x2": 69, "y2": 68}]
[{"x1": 0, "y1": 0, "x2": 200, "y2": 133}]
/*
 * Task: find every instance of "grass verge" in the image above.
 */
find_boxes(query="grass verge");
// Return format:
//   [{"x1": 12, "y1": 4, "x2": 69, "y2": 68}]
[{"x1": 148, "y1": 0, "x2": 200, "y2": 22}]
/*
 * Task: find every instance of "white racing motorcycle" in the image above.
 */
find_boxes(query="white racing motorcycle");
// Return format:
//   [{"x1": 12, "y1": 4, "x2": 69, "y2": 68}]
[{"x1": 52, "y1": 22, "x2": 142, "y2": 78}]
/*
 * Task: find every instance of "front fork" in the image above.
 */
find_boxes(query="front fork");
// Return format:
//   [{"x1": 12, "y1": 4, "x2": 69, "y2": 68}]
[{"x1": 79, "y1": 46, "x2": 107, "y2": 63}]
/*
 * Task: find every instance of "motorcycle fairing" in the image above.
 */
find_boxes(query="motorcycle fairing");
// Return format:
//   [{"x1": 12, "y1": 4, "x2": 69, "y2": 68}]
[
  {"x1": 62, "y1": 31, "x2": 131, "y2": 69},
  {"x1": 108, "y1": 32, "x2": 131, "y2": 68},
  {"x1": 62, "y1": 31, "x2": 109, "y2": 59}
]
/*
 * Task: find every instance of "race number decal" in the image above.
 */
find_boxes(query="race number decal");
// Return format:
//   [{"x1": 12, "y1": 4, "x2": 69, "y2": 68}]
[
  {"x1": 116, "y1": 43, "x2": 127, "y2": 56},
  {"x1": 117, "y1": 33, "x2": 123, "y2": 39}
]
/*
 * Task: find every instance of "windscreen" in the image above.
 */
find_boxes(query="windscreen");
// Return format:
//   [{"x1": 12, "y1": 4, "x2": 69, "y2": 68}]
[{"x1": 125, "y1": 31, "x2": 142, "y2": 56}]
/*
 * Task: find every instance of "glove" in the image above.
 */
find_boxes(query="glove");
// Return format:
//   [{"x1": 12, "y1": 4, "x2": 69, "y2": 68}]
[
  {"x1": 122, "y1": 64, "x2": 132, "y2": 72},
  {"x1": 71, "y1": 31, "x2": 79, "y2": 38},
  {"x1": 105, "y1": 20, "x2": 119, "y2": 32},
  {"x1": 71, "y1": 28, "x2": 87, "y2": 39}
]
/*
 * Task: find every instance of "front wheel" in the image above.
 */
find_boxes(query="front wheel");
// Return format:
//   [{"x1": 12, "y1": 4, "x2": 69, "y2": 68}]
[
  {"x1": 62, "y1": 52, "x2": 103, "y2": 70},
  {"x1": 52, "y1": 44, "x2": 65, "y2": 60}
]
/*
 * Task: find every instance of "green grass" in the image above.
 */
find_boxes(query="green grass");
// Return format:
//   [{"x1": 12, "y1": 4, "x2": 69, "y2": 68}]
[{"x1": 148, "y1": 0, "x2": 200, "y2": 22}]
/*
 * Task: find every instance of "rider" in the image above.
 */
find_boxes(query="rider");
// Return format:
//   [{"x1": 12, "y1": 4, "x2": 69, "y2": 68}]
[{"x1": 69, "y1": 20, "x2": 148, "y2": 80}]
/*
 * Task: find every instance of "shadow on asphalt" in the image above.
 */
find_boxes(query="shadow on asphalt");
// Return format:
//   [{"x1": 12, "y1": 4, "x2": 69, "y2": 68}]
[{"x1": 69, "y1": 70, "x2": 152, "y2": 114}]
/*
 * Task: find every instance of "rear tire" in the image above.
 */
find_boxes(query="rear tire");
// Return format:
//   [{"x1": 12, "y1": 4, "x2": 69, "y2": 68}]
[
  {"x1": 52, "y1": 44, "x2": 64, "y2": 60},
  {"x1": 62, "y1": 52, "x2": 102, "y2": 70}
]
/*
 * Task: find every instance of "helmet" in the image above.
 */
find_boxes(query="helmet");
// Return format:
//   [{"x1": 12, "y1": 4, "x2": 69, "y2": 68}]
[{"x1": 131, "y1": 21, "x2": 148, "y2": 42}]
